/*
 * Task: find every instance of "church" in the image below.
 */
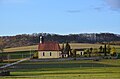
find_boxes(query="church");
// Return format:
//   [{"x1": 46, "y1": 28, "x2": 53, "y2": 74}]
[{"x1": 38, "y1": 36, "x2": 62, "y2": 59}]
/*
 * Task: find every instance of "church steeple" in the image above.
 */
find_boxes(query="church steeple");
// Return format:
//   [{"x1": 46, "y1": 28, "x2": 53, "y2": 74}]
[{"x1": 40, "y1": 36, "x2": 44, "y2": 44}]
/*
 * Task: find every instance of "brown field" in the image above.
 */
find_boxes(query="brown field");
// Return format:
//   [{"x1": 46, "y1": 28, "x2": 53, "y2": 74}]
[{"x1": 3, "y1": 43, "x2": 120, "y2": 53}]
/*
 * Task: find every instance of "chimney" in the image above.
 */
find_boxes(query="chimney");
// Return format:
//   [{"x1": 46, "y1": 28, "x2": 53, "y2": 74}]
[{"x1": 40, "y1": 36, "x2": 44, "y2": 44}]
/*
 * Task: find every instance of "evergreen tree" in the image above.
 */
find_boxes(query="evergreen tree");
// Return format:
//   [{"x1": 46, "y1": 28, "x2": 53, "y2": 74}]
[
  {"x1": 61, "y1": 43, "x2": 65, "y2": 53},
  {"x1": 104, "y1": 44, "x2": 107, "y2": 56},
  {"x1": 64, "y1": 42, "x2": 71, "y2": 57}
]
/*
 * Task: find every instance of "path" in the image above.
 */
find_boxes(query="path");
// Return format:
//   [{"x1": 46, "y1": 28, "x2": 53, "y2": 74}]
[{"x1": 0, "y1": 58, "x2": 30, "y2": 70}]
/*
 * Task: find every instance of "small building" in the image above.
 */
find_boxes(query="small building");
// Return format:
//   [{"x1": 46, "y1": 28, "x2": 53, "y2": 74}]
[
  {"x1": 61, "y1": 52, "x2": 69, "y2": 58},
  {"x1": 75, "y1": 49, "x2": 85, "y2": 56},
  {"x1": 38, "y1": 36, "x2": 61, "y2": 58}
]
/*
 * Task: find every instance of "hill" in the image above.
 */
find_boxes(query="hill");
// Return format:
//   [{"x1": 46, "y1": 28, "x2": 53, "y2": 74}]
[
  {"x1": 1, "y1": 33, "x2": 120, "y2": 49},
  {"x1": 3, "y1": 43, "x2": 120, "y2": 53}
]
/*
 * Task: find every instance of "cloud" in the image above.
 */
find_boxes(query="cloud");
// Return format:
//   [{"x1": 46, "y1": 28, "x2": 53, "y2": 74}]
[{"x1": 105, "y1": 0, "x2": 120, "y2": 9}]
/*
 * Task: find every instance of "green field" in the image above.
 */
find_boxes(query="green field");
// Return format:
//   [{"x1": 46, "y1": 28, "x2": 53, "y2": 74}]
[
  {"x1": 1, "y1": 59, "x2": 120, "y2": 79},
  {"x1": 1, "y1": 43, "x2": 120, "y2": 79}
]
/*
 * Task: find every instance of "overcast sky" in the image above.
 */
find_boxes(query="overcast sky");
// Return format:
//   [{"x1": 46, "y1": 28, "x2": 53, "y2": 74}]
[{"x1": 0, "y1": 0, "x2": 120, "y2": 36}]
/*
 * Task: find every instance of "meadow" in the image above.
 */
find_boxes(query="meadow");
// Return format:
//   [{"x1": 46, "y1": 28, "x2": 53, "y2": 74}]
[
  {"x1": 1, "y1": 59, "x2": 120, "y2": 79},
  {"x1": 1, "y1": 43, "x2": 120, "y2": 79}
]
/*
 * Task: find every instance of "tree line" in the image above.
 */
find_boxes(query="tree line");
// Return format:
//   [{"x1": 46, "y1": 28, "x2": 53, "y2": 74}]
[
  {"x1": 60, "y1": 42, "x2": 117, "y2": 58},
  {"x1": 83, "y1": 44, "x2": 117, "y2": 57}
]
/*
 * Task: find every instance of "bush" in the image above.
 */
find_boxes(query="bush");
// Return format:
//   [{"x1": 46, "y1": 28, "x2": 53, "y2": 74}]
[{"x1": 0, "y1": 71, "x2": 10, "y2": 76}]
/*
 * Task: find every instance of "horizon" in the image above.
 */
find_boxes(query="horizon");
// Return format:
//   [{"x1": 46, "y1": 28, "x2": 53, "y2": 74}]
[
  {"x1": 0, "y1": 32, "x2": 119, "y2": 37},
  {"x1": 0, "y1": 0, "x2": 120, "y2": 36}
]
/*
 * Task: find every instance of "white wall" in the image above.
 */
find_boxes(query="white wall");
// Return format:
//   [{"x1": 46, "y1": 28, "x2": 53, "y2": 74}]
[
  {"x1": 38, "y1": 51, "x2": 61, "y2": 58},
  {"x1": 76, "y1": 51, "x2": 84, "y2": 55}
]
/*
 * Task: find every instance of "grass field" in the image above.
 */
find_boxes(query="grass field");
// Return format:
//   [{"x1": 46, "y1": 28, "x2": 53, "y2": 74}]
[
  {"x1": 1, "y1": 59, "x2": 120, "y2": 79},
  {"x1": 1, "y1": 43, "x2": 120, "y2": 79}
]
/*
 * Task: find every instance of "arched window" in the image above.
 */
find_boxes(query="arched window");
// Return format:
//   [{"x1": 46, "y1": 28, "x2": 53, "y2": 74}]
[
  {"x1": 50, "y1": 52, "x2": 52, "y2": 56},
  {"x1": 43, "y1": 52, "x2": 45, "y2": 56}
]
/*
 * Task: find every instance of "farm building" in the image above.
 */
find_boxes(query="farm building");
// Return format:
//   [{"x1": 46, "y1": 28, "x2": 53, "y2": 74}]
[{"x1": 75, "y1": 49, "x2": 85, "y2": 56}]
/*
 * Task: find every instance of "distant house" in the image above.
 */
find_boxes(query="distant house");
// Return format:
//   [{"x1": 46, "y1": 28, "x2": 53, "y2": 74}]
[
  {"x1": 61, "y1": 51, "x2": 69, "y2": 58},
  {"x1": 38, "y1": 36, "x2": 62, "y2": 59},
  {"x1": 75, "y1": 49, "x2": 85, "y2": 56}
]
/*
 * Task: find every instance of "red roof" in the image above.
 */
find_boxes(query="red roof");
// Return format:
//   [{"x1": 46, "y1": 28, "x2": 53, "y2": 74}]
[{"x1": 38, "y1": 42, "x2": 61, "y2": 51}]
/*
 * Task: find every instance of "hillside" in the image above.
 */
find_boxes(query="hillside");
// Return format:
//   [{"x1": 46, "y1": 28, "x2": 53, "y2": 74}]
[
  {"x1": 3, "y1": 43, "x2": 120, "y2": 53},
  {"x1": 1, "y1": 33, "x2": 120, "y2": 49}
]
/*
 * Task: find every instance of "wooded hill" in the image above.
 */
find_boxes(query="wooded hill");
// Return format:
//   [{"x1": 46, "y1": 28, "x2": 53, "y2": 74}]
[{"x1": 1, "y1": 33, "x2": 120, "y2": 49}]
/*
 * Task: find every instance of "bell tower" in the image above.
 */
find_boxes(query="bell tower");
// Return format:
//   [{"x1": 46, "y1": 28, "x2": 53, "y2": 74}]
[{"x1": 40, "y1": 36, "x2": 44, "y2": 44}]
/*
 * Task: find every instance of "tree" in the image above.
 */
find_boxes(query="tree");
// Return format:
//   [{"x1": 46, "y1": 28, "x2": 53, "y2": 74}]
[
  {"x1": 93, "y1": 48, "x2": 99, "y2": 56},
  {"x1": 33, "y1": 52, "x2": 38, "y2": 59},
  {"x1": 99, "y1": 46, "x2": 103, "y2": 53},
  {"x1": 0, "y1": 38, "x2": 6, "y2": 53},
  {"x1": 104, "y1": 44, "x2": 107, "y2": 56},
  {"x1": 61, "y1": 43, "x2": 65, "y2": 53},
  {"x1": 84, "y1": 49, "x2": 90, "y2": 57},
  {"x1": 110, "y1": 47, "x2": 116, "y2": 56},
  {"x1": 71, "y1": 49, "x2": 76, "y2": 57},
  {"x1": 107, "y1": 44, "x2": 111, "y2": 54},
  {"x1": 64, "y1": 42, "x2": 71, "y2": 57},
  {"x1": 89, "y1": 48, "x2": 93, "y2": 57}
]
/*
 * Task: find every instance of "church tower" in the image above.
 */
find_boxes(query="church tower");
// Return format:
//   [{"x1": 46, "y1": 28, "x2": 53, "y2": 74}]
[{"x1": 40, "y1": 36, "x2": 44, "y2": 44}]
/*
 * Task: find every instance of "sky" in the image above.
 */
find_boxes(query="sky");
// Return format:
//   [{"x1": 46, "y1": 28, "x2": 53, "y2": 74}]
[{"x1": 0, "y1": 0, "x2": 120, "y2": 36}]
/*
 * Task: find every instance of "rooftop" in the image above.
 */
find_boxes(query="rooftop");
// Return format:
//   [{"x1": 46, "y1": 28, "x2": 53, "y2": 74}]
[{"x1": 38, "y1": 42, "x2": 61, "y2": 51}]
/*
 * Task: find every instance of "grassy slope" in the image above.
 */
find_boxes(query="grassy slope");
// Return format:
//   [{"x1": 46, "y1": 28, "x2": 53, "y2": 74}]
[
  {"x1": 3, "y1": 45, "x2": 38, "y2": 53},
  {"x1": 3, "y1": 43, "x2": 120, "y2": 53},
  {"x1": 1, "y1": 43, "x2": 120, "y2": 61},
  {"x1": 1, "y1": 59, "x2": 120, "y2": 79}
]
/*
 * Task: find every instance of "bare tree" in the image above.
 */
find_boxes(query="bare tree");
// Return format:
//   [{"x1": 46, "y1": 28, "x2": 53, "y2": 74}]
[{"x1": 0, "y1": 38, "x2": 6, "y2": 53}]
